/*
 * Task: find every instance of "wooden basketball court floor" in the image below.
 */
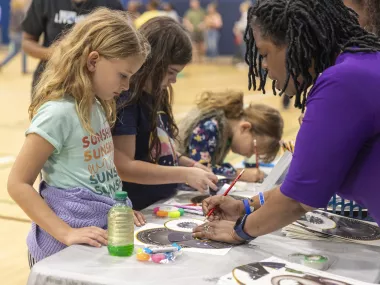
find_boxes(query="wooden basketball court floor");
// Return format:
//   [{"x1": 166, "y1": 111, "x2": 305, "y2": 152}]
[{"x1": 0, "y1": 52, "x2": 300, "y2": 284}]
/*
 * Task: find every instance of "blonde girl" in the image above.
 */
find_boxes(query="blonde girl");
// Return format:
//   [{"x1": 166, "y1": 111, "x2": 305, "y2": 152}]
[{"x1": 7, "y1": 8, "x2": 150, "y2": 266}]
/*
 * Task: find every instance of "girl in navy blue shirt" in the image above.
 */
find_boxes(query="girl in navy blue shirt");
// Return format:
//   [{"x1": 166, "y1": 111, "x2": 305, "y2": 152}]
[{"x1": 113, "y1": 17, "x2": 218, "y2": 210}]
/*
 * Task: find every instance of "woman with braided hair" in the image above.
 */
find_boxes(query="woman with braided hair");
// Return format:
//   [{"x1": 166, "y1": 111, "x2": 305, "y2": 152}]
[
  {"x1": 193, "y1": 0, "x2": 380, "y2": 244},
  {"x1": 300, "y1": 0, "x2": 380, "y2": 125}
]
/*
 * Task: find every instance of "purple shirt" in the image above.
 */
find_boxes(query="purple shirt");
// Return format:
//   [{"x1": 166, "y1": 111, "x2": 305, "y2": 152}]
[{"x1": 281, "y1": 52, "x2": 380, "y2": 225}]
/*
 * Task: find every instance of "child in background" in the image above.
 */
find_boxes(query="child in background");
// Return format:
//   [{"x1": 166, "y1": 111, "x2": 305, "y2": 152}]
[
  {"x1": 134, "y1": 0, "x2": 164, "y2": 29},
  {"x1": 233, "y1": 1, "x2": 251, "y2": 66},
  {"x1": 205, "y1": 2, "x2": 223, "y2": 58},
  {"x1": 0, "y1": 0, "x2": 27, "y2": 73},
  {"x1": 183, "y1": 0, "x2": 206, "y2": 63},
  {"x1": 7, "y1": 8, "x2": 150, "y2": 267},
  {"x1": 178, "y1": 90, "x2": 284, "y2": 182},
  {"x1": 126, "y1": 0, "x2": 141, "y2": 20},
  {"x1": 163, "y1": 2, "x2": 179, "y2": 22},
  {"x1": 113, "y1": 17, "x2": 218, "y2": 211}
]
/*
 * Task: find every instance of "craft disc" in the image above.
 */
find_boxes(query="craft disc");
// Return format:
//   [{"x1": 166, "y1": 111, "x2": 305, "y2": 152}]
[
  {"x1": 232, "y1": 262, "x2": 286, "y2": 284},
  {"x1": 136, "y1": 228, "x2": 171, "y2": 246},
  {"x1": 164, "y1": 218, "x2": 203, "y2": 232},
  {"x1": 304, "y1": 212, "x2": 337, "y2": 229},
  {"x1": 300, "y1": 212, "x2": 380, "y2": 241}
]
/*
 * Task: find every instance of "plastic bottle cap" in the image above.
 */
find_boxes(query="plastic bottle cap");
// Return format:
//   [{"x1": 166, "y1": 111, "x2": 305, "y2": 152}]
[{"x1": 114, "y1": 191, "x2": 128, "y2": 200}]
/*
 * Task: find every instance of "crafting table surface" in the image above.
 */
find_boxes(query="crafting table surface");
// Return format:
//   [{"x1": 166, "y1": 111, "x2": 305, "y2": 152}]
[{"x1": 27, "y1": 191, "x2": 380, "y2": 285}]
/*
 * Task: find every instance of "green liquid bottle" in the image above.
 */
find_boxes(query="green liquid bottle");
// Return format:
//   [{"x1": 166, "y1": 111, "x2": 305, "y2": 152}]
[{"x1": 107, "y1": 191, "x2": 134, "y2": 257}]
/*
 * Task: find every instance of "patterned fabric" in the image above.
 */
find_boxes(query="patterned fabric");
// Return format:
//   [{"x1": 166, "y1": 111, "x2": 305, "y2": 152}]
[
  {"x1": 188, "y1": 118, "x2": 236, "y2": 178},
  {"x1": 151, "y1": 111, "x2": 178, "y2": 167},
  {"x1": 178, "y1": 108, "x2": 231, "y2": 167},
  {"x1": 27, "y1": 181, "x2": 117, "y2": 262}
]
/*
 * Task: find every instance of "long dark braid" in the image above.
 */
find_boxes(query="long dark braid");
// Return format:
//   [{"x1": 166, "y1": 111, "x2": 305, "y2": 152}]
[{"x1": 244, "y1": 0, "x2": 380, "y2": 111}]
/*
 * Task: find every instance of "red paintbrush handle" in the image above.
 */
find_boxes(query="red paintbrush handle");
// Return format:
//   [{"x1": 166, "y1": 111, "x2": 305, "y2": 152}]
[{"x1": 205, "y1": 169, "x2": 245, "y2": 219}]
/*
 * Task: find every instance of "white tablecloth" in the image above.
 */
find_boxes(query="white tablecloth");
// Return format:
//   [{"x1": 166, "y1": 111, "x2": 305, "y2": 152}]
[{"x1": 27, "y1": 191, "x2": 380, "y2": 285}]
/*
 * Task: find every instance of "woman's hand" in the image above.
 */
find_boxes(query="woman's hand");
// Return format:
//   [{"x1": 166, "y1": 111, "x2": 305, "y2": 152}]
[
  {"x1": 202, "y1": 195, "x2": 244, "y2": 222},
  {"x1": 63, "y1": 226, "x2": 108, "y2": 248},
  {"x1": 185, "y1": 167, "x2": 218, "y2": 193},
  {"x1": 134, "y1": 210, "x2": 146, "y2": 227},
  {"x1": 192, "y1": 220, "x2": 244, "y2": 244}
]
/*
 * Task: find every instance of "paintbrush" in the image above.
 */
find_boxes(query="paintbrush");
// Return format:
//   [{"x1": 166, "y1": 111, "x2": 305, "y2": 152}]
[{"x1": 204, "y1": 169, "x2": 246, "y2": 221}]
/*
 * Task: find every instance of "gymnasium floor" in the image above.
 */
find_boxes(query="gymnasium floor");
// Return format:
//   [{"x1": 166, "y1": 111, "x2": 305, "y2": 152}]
[{"x1": 0, "y1": 51, "x2": 300, "y2": 284}]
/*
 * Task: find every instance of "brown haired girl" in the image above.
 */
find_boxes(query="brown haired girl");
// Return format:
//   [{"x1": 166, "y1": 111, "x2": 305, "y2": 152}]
[
  {"x1": 178, "y1": 90, "x2": 284, "y2": 182},
  {"x1": 113, "y1": 16, "x2": 218, "y2": 211}
]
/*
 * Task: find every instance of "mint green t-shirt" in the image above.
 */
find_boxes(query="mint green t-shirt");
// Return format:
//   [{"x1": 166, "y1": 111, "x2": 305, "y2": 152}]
[{"x1": 26, "y1": 97, "x2": 122, "y2": 198}]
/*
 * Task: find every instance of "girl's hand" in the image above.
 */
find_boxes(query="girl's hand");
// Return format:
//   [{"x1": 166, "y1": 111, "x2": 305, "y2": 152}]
[
  {"x1": 240, "y1": 168, "x2": 265, "y2": 183},
  {"x1": 134, "y1": 210, "x2": 146, "y2": 227},
  {"x1": 63, "y1": 226, "x2": 108, "y2": 248},
  {"x1": 185, "y1": 167, "x2": 218, "y2": 193},
  {"x1": 280, "y1": 140, "x2": 295, "y2": 153}
]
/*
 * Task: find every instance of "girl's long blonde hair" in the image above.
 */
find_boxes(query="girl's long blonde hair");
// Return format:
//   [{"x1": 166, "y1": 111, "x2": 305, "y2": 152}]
[
  {"x1": 29, "y1": 8, "x2": 150, "y2": 133},
  {"x1": 196, "y1": 90, "x2": 284, "y2": 162}
]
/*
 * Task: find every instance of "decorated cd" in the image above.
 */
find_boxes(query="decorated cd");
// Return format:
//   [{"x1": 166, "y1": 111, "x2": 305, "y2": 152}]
[
  {"x1": 164, "y1": 218, "x2": 204, "y2": 233},
  {"x1": 298, "y1": 211, "x2": 380, "y2": 241},
  {"x1": 232, "y1": 262, "x2": 286, "y2": 284}
]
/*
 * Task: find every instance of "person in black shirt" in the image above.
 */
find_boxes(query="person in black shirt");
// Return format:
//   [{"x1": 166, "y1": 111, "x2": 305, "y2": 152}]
[
  {"x1": 22, "y1": 0, "x2": 123, "y2": 92},
  {"x1": 113, "y1": 17, "x2": 218, "y2": 210}
]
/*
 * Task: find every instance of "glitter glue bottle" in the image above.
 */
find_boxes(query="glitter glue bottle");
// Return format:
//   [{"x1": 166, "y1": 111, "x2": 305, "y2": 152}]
[{"x1": 107, "y1": 191, "x2": 134, "y2": 257}]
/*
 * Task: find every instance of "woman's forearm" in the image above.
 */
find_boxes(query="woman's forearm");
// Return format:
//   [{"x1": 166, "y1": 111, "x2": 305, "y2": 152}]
[
  {"x1": 8, "y1": 183, "x2": 71, "y2": 244},
  {"x1": 249, "y1": 190, "x2": 273, "y2": 211},
  {"x1": 244, "y1": 187, "x2": 307, "y2": 237},
  {"x1": 22, "y1": 38, "x2": 51, "y2": 60}
]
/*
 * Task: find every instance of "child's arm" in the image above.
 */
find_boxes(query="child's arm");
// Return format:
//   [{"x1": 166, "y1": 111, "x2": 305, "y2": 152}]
[
  {"x1": 8, "y1": 134, "x2": 107, "y2": 248},
  {"x1": 113, "y1": 135, "x2": 218, "y2": 192},
  {"x1": 176, "y1": 152, "x2": 212, "y2": 172}
]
